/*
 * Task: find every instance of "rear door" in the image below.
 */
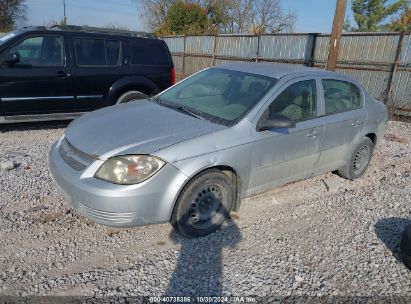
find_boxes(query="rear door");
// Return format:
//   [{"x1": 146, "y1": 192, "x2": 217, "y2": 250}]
[
  {"x1": 315, "y1": 79, "x2": 367, "y2": 174},
  {"x1": 0, "y1": 33, "x2": 74, "y2": 115},
  {"x1": 70, "y1": 34, "x2": 128, "y2": 111}
]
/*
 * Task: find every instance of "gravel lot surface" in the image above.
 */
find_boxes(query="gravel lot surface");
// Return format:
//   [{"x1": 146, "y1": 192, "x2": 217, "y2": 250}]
[{"x1": 0, "y1": 121, "x2": 410, "y2": 300}]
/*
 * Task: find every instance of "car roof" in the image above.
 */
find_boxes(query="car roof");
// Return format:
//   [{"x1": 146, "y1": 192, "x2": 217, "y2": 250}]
[{"x1": 215, "y1": 63, "x2": 347, "y2": 80}]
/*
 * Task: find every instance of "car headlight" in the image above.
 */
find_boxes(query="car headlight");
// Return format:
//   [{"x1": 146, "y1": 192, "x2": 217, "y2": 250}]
[{"x1": 95, "y1": 155, "x2": 165, "y2": 185}]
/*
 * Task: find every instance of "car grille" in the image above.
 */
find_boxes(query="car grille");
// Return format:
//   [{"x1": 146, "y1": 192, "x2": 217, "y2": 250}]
[
  {"x1": 59, "y1": 138, "x2": 95, "y2": 171},
  {"x1": 78, "y1": 203, "x2": 135, "y2": 224}
]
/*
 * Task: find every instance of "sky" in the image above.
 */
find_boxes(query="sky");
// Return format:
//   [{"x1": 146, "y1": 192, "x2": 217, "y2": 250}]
[{"x1": 24, "y1": 0, "x2": 398, "y2": 34}]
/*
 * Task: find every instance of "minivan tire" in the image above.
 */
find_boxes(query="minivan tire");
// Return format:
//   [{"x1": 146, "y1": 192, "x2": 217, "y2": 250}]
[
  {"x1": 116, "y1": 91, "x2": 148, "y2": 104},
  {"x1": 338, "y1": 137, "x2": 374, "y2": 180},
  {"x1": 171, "y1": 169, "x2": 234, "y2": 238}
]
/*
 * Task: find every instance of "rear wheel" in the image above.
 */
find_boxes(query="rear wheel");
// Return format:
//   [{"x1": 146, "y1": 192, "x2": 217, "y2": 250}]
[
  {"x1": 116, "y1": 91, "x2": 147, "y2": 104},
  {"x1": 338, "y1": 137, "x2": 374, "y2": 180},
  {"x1": 171, "y1": 169, "x2": 234, "y2": 238}
]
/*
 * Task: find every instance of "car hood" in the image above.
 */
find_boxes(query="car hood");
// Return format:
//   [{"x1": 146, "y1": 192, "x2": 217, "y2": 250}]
[{"x1": 65, "y1": 100, "x2": 226, "y2": 159}]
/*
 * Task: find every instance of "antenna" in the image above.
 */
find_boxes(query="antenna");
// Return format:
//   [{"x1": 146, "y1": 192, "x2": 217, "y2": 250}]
[{"x1": 63, "y1": 0, "x2": 67, "y2": 25}]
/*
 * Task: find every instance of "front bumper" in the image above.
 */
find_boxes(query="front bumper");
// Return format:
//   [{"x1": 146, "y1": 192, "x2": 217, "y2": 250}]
[{"x1": 48, "y1": 139, "x2": 188, "y2": 227}]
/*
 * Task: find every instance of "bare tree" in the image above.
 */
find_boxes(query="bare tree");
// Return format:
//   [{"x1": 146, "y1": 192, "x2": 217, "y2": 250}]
[
  {"x1": 250, "y1": 0, "x2": 296, "y2": 33},
  {"x1": 0, "y1": 0, "x2": 27, "y2": 32},
  {"x1": 139, "y1": 0, "x2": 175, "y2": 31}
]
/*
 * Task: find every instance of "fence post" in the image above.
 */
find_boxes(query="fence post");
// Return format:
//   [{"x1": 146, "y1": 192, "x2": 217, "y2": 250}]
[
  {"x1": 255, "y1": 35, "x2": 260, "y2": 63},
  {"x1": 212, "y1": 35, "x2": 217, "y2": 66},
  {"x1": 308, "y1": 33, "x2": 318, "y2": 67},
  {"x1": 181, "y1": 36, "x2": 186, "y2": 79},
  {"x1": 385, "y1": 31, "x2": 405, "y2": 117}
]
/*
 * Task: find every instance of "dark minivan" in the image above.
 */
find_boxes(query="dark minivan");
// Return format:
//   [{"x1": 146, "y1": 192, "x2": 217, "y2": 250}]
[{"x1": 0, "y1": 25, "x2": 175, "y2": 123}]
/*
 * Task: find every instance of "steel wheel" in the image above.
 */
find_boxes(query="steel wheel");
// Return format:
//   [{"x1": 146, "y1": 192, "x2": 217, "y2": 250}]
[
  {"x1": 188, "y1": 184, "x2": 226, "y2": 229},
  {"x1": 352, "y1": 144, "x2": 370, "y2": 175}
]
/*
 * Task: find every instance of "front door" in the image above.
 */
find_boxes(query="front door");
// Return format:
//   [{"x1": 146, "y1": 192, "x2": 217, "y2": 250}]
[
  {"x1": 249, "y1": 78, "x2": 324, "y2": 195},
  {"x1": 0, "y1": 34, "x2": 74, "y2": 116}
]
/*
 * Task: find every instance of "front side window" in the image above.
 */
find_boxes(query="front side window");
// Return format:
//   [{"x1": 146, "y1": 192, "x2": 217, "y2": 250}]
[
  {"x1": 75, "y1": 38, "x2": 121, "y2": 66},
  {"x1": 8, "y1": 35, "x2": 64, "y2": 66},
  {"x1": 157, "y1": 68, "x2": 277, "y2": 126},
  {"x1": 267, "y1": 80, "x2": 317, "y2": 123},
  {"x1": 323, "y1": 80, "x2": 362, "y2": 115}
]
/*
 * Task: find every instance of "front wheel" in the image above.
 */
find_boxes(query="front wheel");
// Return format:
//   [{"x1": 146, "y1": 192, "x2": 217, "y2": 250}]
[
  {"x1": 338, "y1": 137, "x2": 374, "y2": 180},
  {"x1": 171, "y1": 169, "x2": 234, "y2": 238}
]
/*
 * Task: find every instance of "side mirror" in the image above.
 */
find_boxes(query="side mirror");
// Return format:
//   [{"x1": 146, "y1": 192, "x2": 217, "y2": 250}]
[
  {"x1": 257, "y1": 113, "x2": 296, "y2": 131},
  {"x1": 3, "y1": 52, "x2": 20, "y2": 65}
]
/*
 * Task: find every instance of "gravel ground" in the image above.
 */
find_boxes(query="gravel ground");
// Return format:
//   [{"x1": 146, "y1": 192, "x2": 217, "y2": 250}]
[{"x1": 0, "y1": 120, "x2": 410, "y2": 300}]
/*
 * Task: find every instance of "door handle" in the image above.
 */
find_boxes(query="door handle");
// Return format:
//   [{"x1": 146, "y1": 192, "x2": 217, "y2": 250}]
[
  {"x1": 306, "y1": 130, "x2": 320, "y2": 138},
  {"x1": 56, "y1": 71, "x2": 70, "y2": 78}
]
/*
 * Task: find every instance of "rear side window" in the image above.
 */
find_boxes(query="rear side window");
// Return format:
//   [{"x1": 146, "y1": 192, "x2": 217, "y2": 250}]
[
  {"x1": 8, "y1": 35, "x2": 64, "y2": 66},
  {"x1": 322, "y1": 80, "x2": 362, "y2": 115},
  {"x1": 75, "y1": 37, "x2": 121, "y2": 66},
  {"x1": 131, "y1": 41, "x2": 169, "y2": 65}
]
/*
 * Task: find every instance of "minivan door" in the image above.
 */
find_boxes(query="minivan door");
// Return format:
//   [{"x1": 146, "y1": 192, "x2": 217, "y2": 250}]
[
  {"x1": 71, "y1": 35, "x2": 128, "y2": 111},
  {"x1": 0, "y1": 34, "x2": 74, "y2": 116}
]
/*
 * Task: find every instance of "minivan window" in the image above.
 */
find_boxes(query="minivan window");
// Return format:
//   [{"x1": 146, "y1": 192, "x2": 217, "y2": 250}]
[
  {"x1": 322, "y1": 80, "x2": 362, "y2": 115},
  {"x1": 158, "y1": 68, "x2": 276, "y2": 126},
  {"x1": 131, "y1": 42, "x2": 169, "y2": 65},
  {"x1": 7, "y1": 35, "x2": 64, "y2": 66},
  {"x1": 75, "y1": 38, "x2": 121, "y2": 66}
]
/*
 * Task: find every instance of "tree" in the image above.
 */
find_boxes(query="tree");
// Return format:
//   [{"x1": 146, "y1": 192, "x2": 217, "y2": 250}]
[
  {"x1": 390, "y1": 4, "x2": 410, "y2": 31},
  {"x1": 155, "y1": 1, "x2": 211, "y2": 35},
  {"x1": 346, "y1": 0, "x2": 406, "y2": 31},
  {"x1": 137, "y1": 0, "x2": 296, "y2": 34},
  {"x1": 0, "y1": 0, "x2": 27, "y2": 32}
]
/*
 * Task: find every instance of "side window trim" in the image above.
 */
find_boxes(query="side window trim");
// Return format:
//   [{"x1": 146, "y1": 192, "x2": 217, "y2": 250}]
[
  {"x1": 6, "y1": 34, "x2": 65, "y2": 67},
  {"x1": 320, "y1": 78, "x2": 365, "y2": 117},
  {"x1": 74, "y1": 36, "x2": 122, "y2": 67},
  {"x1": 256, "y1": 77, "x2": 319, "y2": 126}
]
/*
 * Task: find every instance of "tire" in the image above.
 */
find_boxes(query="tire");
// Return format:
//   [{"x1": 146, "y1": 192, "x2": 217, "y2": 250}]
[
  {"x1": 116, "y1": 91, "x2": 147, "y2": 104},
  {"x1": 338, "y1": 137, "x2": 374, "y2": 180},
  {"x1": 401, "y1": 224, "x2": 411, "y2": 270},
  {"x1": 170, "y1": 169, "x2": 235, "y2": 238}
]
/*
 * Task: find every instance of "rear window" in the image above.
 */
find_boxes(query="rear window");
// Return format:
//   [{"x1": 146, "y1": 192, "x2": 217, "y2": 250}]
[
  {"x1": 322, "y1": 80, "x2": 362, "y2": 115},
  {"x1": 75, "y1": 37, "x2": 121, "y2": 66},
  {"x1": 131, "y1": 41, "x2": 169, "y2": 65}
]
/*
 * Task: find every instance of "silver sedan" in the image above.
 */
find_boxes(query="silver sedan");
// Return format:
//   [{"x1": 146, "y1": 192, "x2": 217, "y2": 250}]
[{"x1": 48, "y1": 63, "x2": 387, "y2": 238}]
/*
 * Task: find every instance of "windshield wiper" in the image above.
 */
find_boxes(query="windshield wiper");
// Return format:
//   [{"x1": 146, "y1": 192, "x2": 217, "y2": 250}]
[
  {"x1": 153, "y1": 98, "x2": 205, "y2": 120},
  {"x1": 173, "y1": 105, "x2": 206, "y2": 120}
]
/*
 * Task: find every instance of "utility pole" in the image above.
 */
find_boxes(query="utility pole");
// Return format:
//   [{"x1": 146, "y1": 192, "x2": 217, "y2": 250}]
[
  {"x1": 326, "y1": 0, "x2": 347, "y2": 71},
  {"x1": 63, "y1": 0, "x2": 67, "y2": 25}
]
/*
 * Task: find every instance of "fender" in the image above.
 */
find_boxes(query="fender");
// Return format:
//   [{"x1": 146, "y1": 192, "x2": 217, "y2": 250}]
[{"x1": 105, "y1": 75, "x2": 160, "y2": 104}]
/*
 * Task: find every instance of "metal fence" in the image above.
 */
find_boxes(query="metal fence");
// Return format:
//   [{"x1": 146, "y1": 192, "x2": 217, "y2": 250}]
[{"x1": 162, "y1": 32, "x2": 411, "y2": 120}]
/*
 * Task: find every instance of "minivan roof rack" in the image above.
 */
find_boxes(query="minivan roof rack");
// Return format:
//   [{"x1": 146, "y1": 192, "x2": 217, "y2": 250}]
[{"x1": 50, "y1": 25, "x2": 156, "y2": 39}]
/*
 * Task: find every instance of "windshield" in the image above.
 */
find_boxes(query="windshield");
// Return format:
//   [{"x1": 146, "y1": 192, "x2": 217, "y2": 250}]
[
  {"x1": 158, "y1": 68, "x2": 277, "y2": 126},
  {"x1": 0, "y1": 30, "x2": 18, "y2": 46}
]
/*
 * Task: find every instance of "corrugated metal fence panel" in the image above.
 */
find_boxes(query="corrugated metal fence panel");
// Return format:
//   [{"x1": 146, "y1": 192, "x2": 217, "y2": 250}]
[
  {"x1": 171, "y1": 55, "x2": 182, "y2": 72},
  {"x1": 338, "y1": 35, "x2": 399, "y2": 64},
  {"x1": 399, "y1": 34, "x2": 411, "y2": 65},
  {"x1": 185, "y1": 36, "x2": 214, "y2": 55},
  {"x1": 163, "y1": 37, "x2": 184, "y2": 53},
  {"x1": 313, "y1": 35, "x2": 329, "y2": 64},
  {"x1": 391, "y1": 70, "x2": 411, "y2": 112},
  {"x1": 259, "y1": 35, "x2": 313, "y2": 61},
  {"x1": 216, "y1": 36, "x2": 258, "y2": 58},
  {"x1": 336, "y1": 68, "x2": 390, "y2": 100},
  {"x1": 184, "y1": 56, "x2": 214, "y2": 75}
]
